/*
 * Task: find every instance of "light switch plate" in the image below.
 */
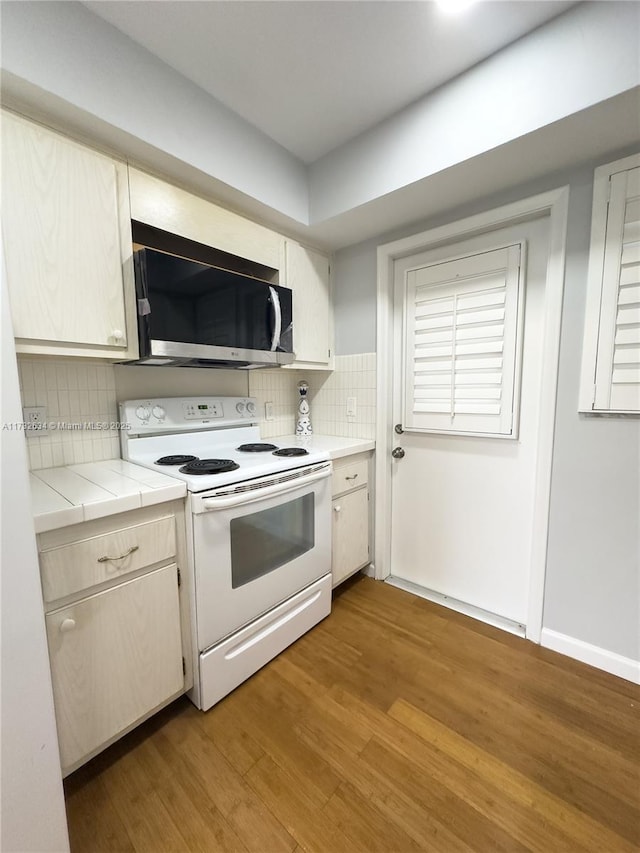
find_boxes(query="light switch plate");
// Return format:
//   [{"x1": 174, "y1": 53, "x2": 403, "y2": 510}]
[
  {"x1": 346, "y1": 396, "x2": 357, "y2": 419},
  {"x1": 265, "y1": 401, "x2": 274, "y2": 421}
]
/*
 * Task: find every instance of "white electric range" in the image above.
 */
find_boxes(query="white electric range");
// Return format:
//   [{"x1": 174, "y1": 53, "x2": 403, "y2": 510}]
[{"x1": 119, "y1": 396, "x2": 332, "y2": 710}]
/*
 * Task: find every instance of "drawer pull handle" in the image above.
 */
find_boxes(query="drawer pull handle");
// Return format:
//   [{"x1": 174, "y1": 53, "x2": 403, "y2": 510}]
[
  {"x1": 97, "y1": 545, "x2": 139, "y2": 563},
  {"x1": 345, "y1": 474, "x2": 359, "y2": 481},
  {"x1": 60, "y1": 618, "x2": 76, "y2": 633}
]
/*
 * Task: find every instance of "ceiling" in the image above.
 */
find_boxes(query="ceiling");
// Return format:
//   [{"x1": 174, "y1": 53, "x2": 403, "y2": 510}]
[{"x1": 83, "y1": 0, "x2": 578, "y2": 164}]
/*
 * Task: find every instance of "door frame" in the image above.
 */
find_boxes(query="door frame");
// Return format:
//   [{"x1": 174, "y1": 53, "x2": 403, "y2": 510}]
[{"x1": 374, "y1": 187, "x2": 570, "y2": 642}]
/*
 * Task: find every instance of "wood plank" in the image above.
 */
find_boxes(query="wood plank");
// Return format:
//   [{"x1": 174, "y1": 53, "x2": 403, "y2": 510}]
[
  {"x1": 98, "y1": 747, "x2": 189, "y2": 852},
  {"x1": 65, "y1": 775, "x2": 135, "y2": 853},
  {"x1": 135, "y1": 737, "x2": 250, "y2": 853},
  {"x1": 246, "y1": 755, "x2": 359, "y2": 853},
  {"x1": 63, "y1": 577, "x2": 640, "y2": 852},
  {"x1": 157, "y1": 705, "x2": 296, "y2": 853},
  {"x1": 389, "y1": 699, "x2": 638, "y2": 852},
  {"x1": 323, "y1": 601, "x2": 640, "y2": 837},
  {"x1": 322, "y1": 781, "x2": 424, "y2": 853}
]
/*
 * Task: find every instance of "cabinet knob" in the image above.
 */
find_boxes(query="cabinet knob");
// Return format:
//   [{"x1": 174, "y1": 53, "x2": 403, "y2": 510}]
[
  {"x1": 60, "y1": 618, "x2": 76, "y2": 633},
  {"x1": 112, "y1": 329, "x2": 125, "y2": 342},
  {"x1": 334, "y1": 505, "x2": 342, "y2": 513}
]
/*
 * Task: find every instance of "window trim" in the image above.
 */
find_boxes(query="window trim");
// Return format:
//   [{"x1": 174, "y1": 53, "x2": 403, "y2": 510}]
[{"x1": 579, "y1": 152, "x2": 640, "y2": 414}]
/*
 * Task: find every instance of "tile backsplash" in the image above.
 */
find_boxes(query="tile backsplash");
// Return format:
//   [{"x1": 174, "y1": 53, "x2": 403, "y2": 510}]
[
  {"x1": 19, "y1": 352, "x2": 376, "y2": 470},
  {"x1": 18, "y1": 357, "x2": 120, "y2": 470},
  {"x1": 251, "y1": 353, "x2": 376, "y2": 439}
]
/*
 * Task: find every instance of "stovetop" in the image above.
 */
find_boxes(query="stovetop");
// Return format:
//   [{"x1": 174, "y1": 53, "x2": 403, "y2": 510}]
[{"x1": 119, "y1": 397, "x2": 328, "y2": 493}]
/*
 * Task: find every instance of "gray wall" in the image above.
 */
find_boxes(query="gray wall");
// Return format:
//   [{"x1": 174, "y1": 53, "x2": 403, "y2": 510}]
[{"x1": 332, "y1": 148, "x2": 640, "y2": 661}]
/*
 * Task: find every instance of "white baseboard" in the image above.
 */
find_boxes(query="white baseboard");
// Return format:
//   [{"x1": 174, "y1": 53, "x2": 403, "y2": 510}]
[{"x1": 541, "y1": 628, "x2": 640, "y2": 684}]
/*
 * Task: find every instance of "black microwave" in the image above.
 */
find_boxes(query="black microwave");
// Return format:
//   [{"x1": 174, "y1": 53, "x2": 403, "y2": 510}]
[{"x1": 126, "y1": 247, "x2": 294, "y2": 368}]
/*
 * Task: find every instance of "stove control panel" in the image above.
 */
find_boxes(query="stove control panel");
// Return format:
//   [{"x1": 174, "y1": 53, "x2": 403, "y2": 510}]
[
  {"x1": 184, "y1": 401, "x2": 223, "y2": 420},
  {"x1": 120, "y1": 397, "x2": 260, "y2": 435}
]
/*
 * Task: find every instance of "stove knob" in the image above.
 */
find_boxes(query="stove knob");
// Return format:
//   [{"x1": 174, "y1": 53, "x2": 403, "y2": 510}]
[
  {"x1": 236, "y1": 401, "x2": 246, "y2": 414},
  {"x1": 152, "y1": 405, "x2": 166, "y2": 421},
  {"x1": 246, "y1": 401, "x2": 256, "y2": 416},
  {"x1": 135, "y1": 405, "x2": 151, "y2": 422}
]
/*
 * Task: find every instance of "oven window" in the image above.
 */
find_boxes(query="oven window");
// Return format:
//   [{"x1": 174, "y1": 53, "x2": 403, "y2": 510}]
[{"x1": 230, "y1": 494, "x2": 315, "y2": 588}]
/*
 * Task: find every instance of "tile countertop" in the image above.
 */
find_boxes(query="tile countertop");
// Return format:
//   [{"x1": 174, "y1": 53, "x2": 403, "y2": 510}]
[
  {"x1": 271, "y1": 434, "x2": 375, "y2": 461},
  {"x1": 30, "y1": 460, "x2": 186, "y2": 534}
]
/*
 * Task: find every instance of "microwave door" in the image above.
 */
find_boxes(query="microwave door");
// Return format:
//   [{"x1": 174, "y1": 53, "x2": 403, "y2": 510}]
[
  {"x1": 128, "y1": 247, "x2": 294, "y2": 366},
  {"x1": 134, "y1": 249, "x2": 153, "y2": 359}
]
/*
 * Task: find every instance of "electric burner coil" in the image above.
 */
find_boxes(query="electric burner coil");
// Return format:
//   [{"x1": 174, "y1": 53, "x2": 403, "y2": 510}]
[
  {"x1": 156, "y1": 455, "x2": 199, "y2": 465},
  {"x1": 179, "y1": 459, "x2": 240, "y2": 475}
]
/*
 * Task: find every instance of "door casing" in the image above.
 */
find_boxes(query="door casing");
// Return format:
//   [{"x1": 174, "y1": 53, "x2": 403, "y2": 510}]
[{"x1": 375, "y1": 187, "x2": 570, "y2": 642}]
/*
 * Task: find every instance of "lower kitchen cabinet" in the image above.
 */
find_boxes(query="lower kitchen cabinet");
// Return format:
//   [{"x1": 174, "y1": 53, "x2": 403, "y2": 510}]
[
  {"x1": 45, "y1": 565, "x2": 183, "y2": 771},
  {"x1": 37, "y1": 502, "x2": 191, "y2": 775},
  {"x1": 331, "y1": 453, "x2": 371, "y2": 587}
]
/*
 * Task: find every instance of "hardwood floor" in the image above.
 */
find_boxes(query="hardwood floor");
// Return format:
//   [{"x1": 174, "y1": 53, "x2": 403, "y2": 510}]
[{"x1": 64, "y1": 575, "x2": 640, "y2": 852}]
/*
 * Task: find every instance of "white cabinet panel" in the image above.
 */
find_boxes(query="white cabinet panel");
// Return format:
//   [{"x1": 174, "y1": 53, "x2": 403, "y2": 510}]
[
  {"x1": 284, "y1": 241, "x2": 333, "y2": 369},
  {"x1": 46, "y1": 564, "x2": 183, "y2": 771},
  {"x1": 128, "y1": 167, "x2": 284, "y2": 271},
  {"x1": 332, "y1": 487, "x2": 369, "y2": 587},
  {"x1": 331, "y1": 451, "x2": 371, "y2": 587},
  {"x1": 2, "y1": 111, "x2": 137, "y2": 359}
]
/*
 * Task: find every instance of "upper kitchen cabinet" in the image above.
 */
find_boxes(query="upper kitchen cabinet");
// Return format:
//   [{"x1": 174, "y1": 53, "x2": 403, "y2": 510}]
[
  {"x1": 128, "y1": 168, "x2": 285, "y2": 273},
  {"x1": 580, "y1": 153, "x2": 640, "y2": 414},
  {"x1": 284, "y1": 240, "x2": 333, "y2": 370},
  {"x1": 1, "y1": 111, "x2": 138, "y2": 360}
]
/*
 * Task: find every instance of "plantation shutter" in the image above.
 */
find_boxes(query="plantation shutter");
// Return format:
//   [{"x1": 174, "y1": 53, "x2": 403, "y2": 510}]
[
  {"x1": 593, "y1": 166, "x2": 640, "y2": 412},
  {"x1": 403, "y1": 243, "x2": 523, "y2": 436}
]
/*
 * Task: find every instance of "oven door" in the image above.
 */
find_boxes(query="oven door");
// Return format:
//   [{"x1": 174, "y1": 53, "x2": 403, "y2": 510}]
[{"x1": 190, "y1": 463, "x2": 331, "y2": 650}]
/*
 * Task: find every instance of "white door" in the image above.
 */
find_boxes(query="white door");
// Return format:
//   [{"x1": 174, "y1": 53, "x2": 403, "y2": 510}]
[{"x1": 389, "y1": 217, "x2": 550, "y2": 628}]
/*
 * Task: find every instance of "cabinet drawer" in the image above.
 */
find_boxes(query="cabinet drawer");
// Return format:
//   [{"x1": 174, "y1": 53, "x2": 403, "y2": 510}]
[
  {"x1": 331, "y1": 458, "x2": 368, "y2": 497},
  {"x1": 40, "y1": 515, "x2": 176, "y2": 603}
]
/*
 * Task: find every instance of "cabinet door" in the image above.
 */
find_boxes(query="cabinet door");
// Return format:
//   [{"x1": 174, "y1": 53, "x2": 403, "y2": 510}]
[
  {"x1": 284, "y1": 241, "x2": 332, "y2": 369},
  {"x1": 45, "y1": 564, "x2": 183, "y2": 771},
  {"x1": 2, "y1": 112, "x2": 137, "y2": 358},
  {"x1": 129, "y1": 168, "x2": 285, "y2": 271},
  {"x1": 332, "y1": 487, "x2": 369, "y2": 587}
]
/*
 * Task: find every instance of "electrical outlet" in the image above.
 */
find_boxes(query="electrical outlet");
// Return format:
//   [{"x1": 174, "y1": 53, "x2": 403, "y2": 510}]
[
  {"x1": 346, "y1": 396, "x2": 357, "y2": 419},
  {"x1": 265, "y1": 401, "x2": 274, "y2": 421},
  {"x1": 23, "y1": 406, "x2": 48, "y2": 436}
]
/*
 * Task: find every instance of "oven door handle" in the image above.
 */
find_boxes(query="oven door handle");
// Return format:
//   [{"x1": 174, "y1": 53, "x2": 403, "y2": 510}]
[{"x1": 198, "y1": 468, "x2": 330, "y2": 511}]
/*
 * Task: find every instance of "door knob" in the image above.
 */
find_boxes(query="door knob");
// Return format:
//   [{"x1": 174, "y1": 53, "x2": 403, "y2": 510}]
[
  {"x1": 392, "y1": 447, "x2": 405, "y2": 459},
  {"x1": 60, "y1": 618, "x2": 76, "y2": 633}
]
